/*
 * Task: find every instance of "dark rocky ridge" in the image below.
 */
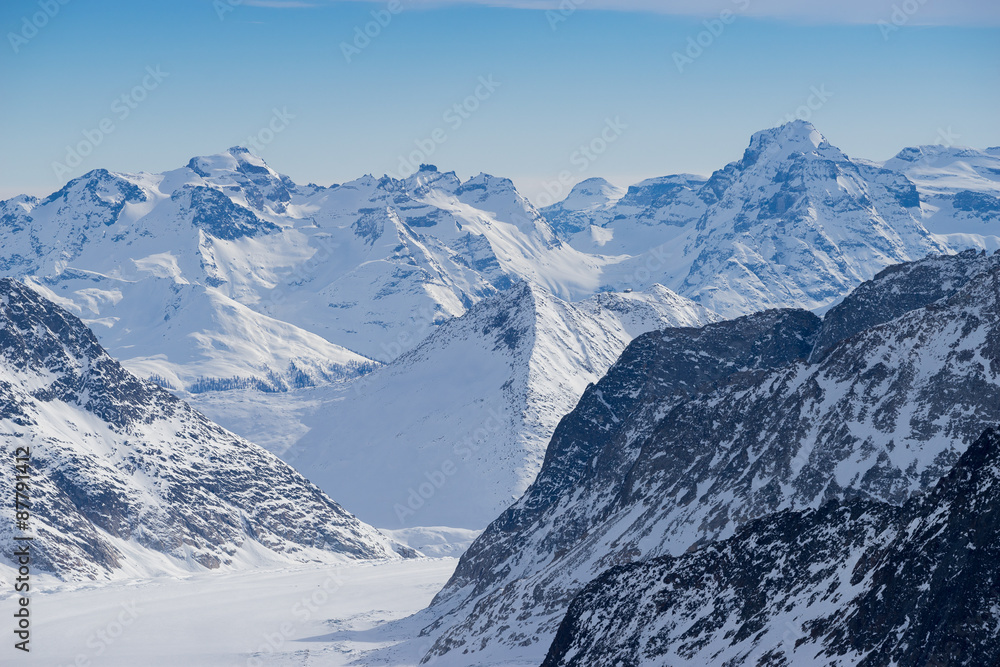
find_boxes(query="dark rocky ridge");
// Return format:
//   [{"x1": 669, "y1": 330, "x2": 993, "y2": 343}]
[
  {"x1": 542, "y1": 428, "x2": 1000, "y2": 667},
  {"x1": 811, "y1": 248, "x2": 1000, "y2": 361}
]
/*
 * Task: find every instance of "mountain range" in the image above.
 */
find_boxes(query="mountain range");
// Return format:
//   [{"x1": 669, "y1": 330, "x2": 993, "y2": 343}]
[
  {"x1": 419, "y1": 249, "x2": 1000, "y2": 665},
  {"x1": 2, "y1": 120, "x2": 999, "y2": 585}
]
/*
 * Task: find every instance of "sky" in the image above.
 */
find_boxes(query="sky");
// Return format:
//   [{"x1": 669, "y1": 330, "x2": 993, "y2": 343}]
[{"x1": 0, "y1": 0, "x2": 998, "y2": 203}]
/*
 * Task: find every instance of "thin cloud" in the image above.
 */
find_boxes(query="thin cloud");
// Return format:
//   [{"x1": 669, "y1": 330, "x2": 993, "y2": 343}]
[{"x1": 300, "y1": 0, "x2": 1000, "y2": 26}]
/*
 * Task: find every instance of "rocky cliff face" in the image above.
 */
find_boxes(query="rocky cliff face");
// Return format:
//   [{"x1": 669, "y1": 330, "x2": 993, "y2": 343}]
[
  {"x1": 542, "y1": 427, "x2": 1000, "y2": 667},
  {"x1": 0, "y1": 278, "x2": 413, "y2": 581},
  {"x1": 419, "y1": 250, "x2": 1000, "y2": 666}
]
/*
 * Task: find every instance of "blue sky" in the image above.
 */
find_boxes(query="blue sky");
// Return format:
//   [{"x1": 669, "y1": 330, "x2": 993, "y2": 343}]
[{"x1": 1, "y1": 0, "x2": 998, "y2": 202}]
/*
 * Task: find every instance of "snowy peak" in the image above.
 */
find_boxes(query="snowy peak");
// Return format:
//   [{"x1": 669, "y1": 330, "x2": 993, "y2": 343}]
[
  {"x1": 400, "y1": 164, "x2": 463, "y2": 195},
  {"x1": 275, "y1": 281, "x2": 717, "y2": 531},
  {"x1": 185, "y1": 146, "x2": 296, "y2": 211},
  {"x1": 674, "y1": 121, "x2": 947, "y2": 316},
  {"x1": 40, "y1": 167, "x2": 147, "y2": 210},
  {"x1": 544, "y1": 121, "x2": 951, "y2": 318},
  {"x1": 558, "y1": 178, "x2": 626, "y2": 212},
  {"x1": 741, "y1": 120, "x2": 842, "y2": 166}
]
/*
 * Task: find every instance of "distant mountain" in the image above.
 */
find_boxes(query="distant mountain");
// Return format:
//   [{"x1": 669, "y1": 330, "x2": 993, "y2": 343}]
[
  {"x1": 0, "y1": 152, "x2": 604, "y2": 393},
  {"x1": 198, "y1": 281, "x2": 719, "y2": 531},
  {"x1": 542, "y1": 427, "x2": 1000, "y2": 667},
  {"x1": 3, "y1": 124, "x2": 995, "y2": 399},
  {"x1": 0, "y1": 279, "x2": 413, "y2": 581},
  {"x1": 541, "y1": 177, "x2": 627, "y2": 238},
  {"x1": 542, "y1": 173, "x2": 708, "y2": 252},
  {"x1": 546, "y1": 121, "x2": 950, "y2": 317},
  {"x1": 420, "y1": 250, "x2": 1000, "y2": 666},
  {"x1": 883, "y1": 144, "x2": 1000, "y2": 251}
]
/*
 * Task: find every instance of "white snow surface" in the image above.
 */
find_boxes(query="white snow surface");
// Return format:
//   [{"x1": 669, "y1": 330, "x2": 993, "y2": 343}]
[
  {"x1": 0, "y1": 558, "x2": 458, "y2": 667},
  {"x1": 882, "y1": 143, "x2": 1000, "y2": 250}
]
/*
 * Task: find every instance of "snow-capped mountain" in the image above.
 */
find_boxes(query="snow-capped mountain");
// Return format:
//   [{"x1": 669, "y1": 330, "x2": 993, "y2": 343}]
[
  {"x1": 542, "y1": 427, "x2": 1000, "y2": 667},
  {"x1": 541, "y1": 177, "x2": 627, "y2": 239},
  {"x1": 0, "y1": 278, "x2": 413, "y2": 581},
  {"x1": 542, "y1": 173, "x2": 708, "y2": 254},
  {"x1": 0, "y1": 152, "x2": 605, "y2": 394},
  {"x1": 419, "y1": 250, "x2": 1000, "y2": 666},
  {"x1": 883, "y1": 144, "x2": 1000, "y2": 251},
  {"x1": 671, "y1": 122, "x2": 947, "y2": 315},
  {"x1": 195, "y1": 281, "x2": 718, "y2": 532},
  {"x1": 2, "y1": 122, "x2": 992, "y2": 398},
  {"x1": 547, "y1": 121, "x2": 950, "y2": 317}
]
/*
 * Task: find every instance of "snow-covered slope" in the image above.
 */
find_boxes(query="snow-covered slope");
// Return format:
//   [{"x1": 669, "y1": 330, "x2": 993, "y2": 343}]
[
  {"x1": 0, "y1": 279, "x2": 413, "y2": 581},
  {"x1": 542, "y1": 427, "x2": 1000, "y2": 667},
  {"x1": 200, "y1": 282, "x2": 718, "y2": 531},
  {"x1": 883, "y1": 144, "x2": 1000, "y2": 251},
  {"x1": 419, "y1": 250, "x2": 1000, "y2": 666}
]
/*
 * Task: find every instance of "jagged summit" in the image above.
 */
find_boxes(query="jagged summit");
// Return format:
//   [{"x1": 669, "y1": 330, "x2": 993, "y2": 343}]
[
  {"x1": 740, "y1": 120, "x2": 844, "y2": 166},
  {"x1": 186, "y1": 145, "x2": 275, "y2": 176}
]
